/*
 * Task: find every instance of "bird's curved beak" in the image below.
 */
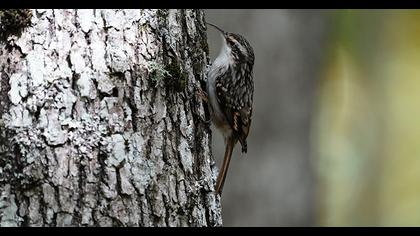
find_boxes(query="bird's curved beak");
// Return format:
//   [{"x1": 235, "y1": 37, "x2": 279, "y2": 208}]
[{"x1": 206, "y1": 22, "x2": 226, "y2": 36}]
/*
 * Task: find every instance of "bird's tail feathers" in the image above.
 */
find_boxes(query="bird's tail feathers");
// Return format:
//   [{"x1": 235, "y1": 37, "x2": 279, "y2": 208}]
[{"x1": 215, "y1": 137, "x2": 236, "y2": 195}]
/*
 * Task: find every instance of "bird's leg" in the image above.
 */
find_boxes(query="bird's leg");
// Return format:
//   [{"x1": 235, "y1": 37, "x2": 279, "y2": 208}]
[{"x1": 195, "y1": 83, "x2": 209, "y2": 103}]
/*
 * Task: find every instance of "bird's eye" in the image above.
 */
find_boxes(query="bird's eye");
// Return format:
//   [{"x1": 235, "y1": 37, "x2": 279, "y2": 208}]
[{"x1": 228, "y1": 39, "x2": 236, "y2": 47}]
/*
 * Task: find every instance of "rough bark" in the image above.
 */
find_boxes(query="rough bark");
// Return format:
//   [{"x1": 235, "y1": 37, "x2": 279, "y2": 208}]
[{"x1": 0, "y1": 9, "x2": 222, "y2": 227}]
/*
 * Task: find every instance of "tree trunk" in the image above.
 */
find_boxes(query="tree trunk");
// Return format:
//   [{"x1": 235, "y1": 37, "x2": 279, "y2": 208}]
[{"x1": 0, "y1": 9, "x2": 222, "y2": 227}]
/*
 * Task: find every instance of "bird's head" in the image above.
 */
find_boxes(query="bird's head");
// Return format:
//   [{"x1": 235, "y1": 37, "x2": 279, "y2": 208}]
[{"x1": 207, "y1": 22, "x2": 254, "y2": 65}]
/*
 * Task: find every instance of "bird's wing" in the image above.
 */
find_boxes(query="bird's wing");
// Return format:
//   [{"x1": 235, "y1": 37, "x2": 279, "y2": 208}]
[{"x1": 215, "y1": 66, "x2": 253, "y2": 152}]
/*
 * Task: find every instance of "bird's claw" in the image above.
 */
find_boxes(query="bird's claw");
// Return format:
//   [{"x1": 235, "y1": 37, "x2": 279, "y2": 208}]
[{"x1": 195, "y1": 86, "x2": 209, "y2": 103}]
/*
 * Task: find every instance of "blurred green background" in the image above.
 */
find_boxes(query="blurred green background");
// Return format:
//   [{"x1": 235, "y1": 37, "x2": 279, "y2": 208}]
[
  {"x1": 315, "y1": 10, "x2": 420, "y2": 226},
  {"x1": 205, "y1": 9, "x2": 420, "y2": 226}
]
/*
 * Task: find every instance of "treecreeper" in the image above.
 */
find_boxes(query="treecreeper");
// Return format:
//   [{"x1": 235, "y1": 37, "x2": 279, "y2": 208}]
[{"x1": 206, "y1": 22, "x2": 255, "y2": 195}]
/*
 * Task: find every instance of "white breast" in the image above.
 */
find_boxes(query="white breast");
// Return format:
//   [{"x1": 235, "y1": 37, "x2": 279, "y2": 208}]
[{"x1": 207, "y1": 39, "x2": 233, "y2": 137}]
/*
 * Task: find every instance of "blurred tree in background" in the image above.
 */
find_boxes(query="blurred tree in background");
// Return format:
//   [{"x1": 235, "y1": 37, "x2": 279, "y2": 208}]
[{"x1": 315, "y1": 10, "x2": 420, "y2": 226}]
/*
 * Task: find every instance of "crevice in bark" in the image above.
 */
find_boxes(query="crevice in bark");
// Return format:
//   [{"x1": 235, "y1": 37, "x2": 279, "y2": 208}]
[
  {"x1": 52, "y1": 212, "x2": 57, "y2": 226},
  {"x1": 115, "y1": 166, "x2": 124, "y2": 197},
  {"x1": 0, "y1": 54, "x2": 13, "y2": 114},
  {"x1": 75, "y1": 154, "x2": 86, "y2": 226},
  {"x1": 21, "y1": 214, "x2": 29, "y2": 226},
  {"x1": 39, "y1": 189, "x2": 48, "y2": 226},
  {"x1": 97, "y1": 147, "x2": 109, "y2": 190},
  {"x1": 71, "y1": 73, "x2": 80, "y2": 95},
  {"x1": 179, "y1": 10, "x2": 191, "y2": 45},
  {"x1": 111, "y1": 87, "x2": 119, "y2": 97},
  {"x1": 13, "y1": 144, "x2": 23, "y2": 174},
  {"x1": 174, "y1": 113, "x2": 187, "y2": 178},
  {"x1": 33, "y1": 106, "x2": 41, "y2": 121},
  {"x1": 144, "y1": 188, "x2": 158, "y2": 226},
  {"x1": 201, "y1": 189, "x2": 211, "y2": 225},
  {"x1": 162, "y1": 193, "x2": 170, "y2": 226}
]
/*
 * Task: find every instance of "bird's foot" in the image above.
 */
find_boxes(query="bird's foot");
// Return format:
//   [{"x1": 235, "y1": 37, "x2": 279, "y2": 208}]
[{"x1": 195, "y1": 85, "x2": 209, "y2": 103}]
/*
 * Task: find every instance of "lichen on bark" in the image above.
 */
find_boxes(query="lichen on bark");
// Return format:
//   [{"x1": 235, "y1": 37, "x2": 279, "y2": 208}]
[
  {"x1": 0, "y1": 9, "x2": 32, "y2": 41},
  {"x1": 0, "y1": 9, "x2": 222, "y2": 227}
]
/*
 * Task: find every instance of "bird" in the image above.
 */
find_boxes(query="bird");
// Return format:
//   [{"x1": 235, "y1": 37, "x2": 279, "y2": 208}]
[{"x1": 206, "y1": 22, "x2": 255, "y2": 195}]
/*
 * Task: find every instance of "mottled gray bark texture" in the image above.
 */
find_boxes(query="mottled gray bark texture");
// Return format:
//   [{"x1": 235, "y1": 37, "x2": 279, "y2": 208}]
[{"x1": 0, "y1": 9, "x2": 222, "y2": 227}]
